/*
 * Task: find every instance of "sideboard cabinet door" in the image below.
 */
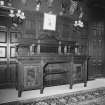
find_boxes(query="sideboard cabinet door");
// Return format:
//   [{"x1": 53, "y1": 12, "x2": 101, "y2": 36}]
[{"x1": 17, "y1": 63, "x2": 43, "y2": 97}]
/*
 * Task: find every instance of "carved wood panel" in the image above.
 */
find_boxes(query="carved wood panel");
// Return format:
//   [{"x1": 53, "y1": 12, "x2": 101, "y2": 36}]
[
  {"x1": 23, "y1": 65, "x2": 43, "y2": 89},
  {"x1": 88, "y1": 22, "x2": 105, "y2": 79}
]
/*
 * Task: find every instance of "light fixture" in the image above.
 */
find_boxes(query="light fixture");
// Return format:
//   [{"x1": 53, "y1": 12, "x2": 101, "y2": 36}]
[
  {"x1": 73, "y1": 1, "x2": 84, "y2": 28},
  {"x1": 9, "y1": 9, "x2": 15, "y2": 17},
  {"x1": 0, "y1": 0, "x2": 4, "y2": 6},
  {"x1": 74, "y1": 20, "x2": 84, "y2": 28},
  {"x1": 35, "y1": 0, "x2": 41, "y2": 11},
  {"x1": 0, "y1": 0, "x2": 12, "y2": 7},
  {"x1": 47, "y1": 0, "x2": 54, "y2": 8},
  {"x1": 9, "y1": 9, "x2": 25, "y2": 27}
]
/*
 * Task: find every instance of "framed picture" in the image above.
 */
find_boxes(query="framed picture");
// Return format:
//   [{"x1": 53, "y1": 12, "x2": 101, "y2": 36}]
[
  {"x1": 0, "y1": 31, "x2": 7, "y2": 43},
  {"x1": 10, "y1": 32, "x2": 22, "y2": 43},
  {"x1": 43, "y1": 13, "x2": 56, "y2": 31},
  {"x1": 0, "y1": 46, "x2": 6, "y2": 58},
  {"x1": 10, "y1": 47, "x2": 16, "y2": 58}
]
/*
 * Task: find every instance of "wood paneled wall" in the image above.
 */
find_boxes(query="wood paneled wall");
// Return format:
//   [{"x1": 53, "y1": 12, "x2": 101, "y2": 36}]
[
  {"x1": 0, "y1": 27, "x2": 22, "y2": 88},
  {"x1": 0, "y1": 0, "x2": 105, "y2": 88},
  {"x1": 88, "y1": 21, "x2": 105, "y2": 79}
]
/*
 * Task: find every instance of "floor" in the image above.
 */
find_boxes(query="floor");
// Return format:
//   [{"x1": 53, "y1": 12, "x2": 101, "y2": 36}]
[{"x1": 0, "y1": 78, "x2": 105, "y2": 104}]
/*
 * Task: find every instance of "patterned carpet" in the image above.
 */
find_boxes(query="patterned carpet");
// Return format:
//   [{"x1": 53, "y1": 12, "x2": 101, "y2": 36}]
[{"x1": 1, "y1": 87, "x2": 105, "y2": 105}]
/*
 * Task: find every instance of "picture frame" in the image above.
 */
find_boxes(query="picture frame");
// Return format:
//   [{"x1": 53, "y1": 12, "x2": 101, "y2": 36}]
[
  {"x1": 10, "y1": 32, "x2": 22, "y2": 43},
  {"x1": 10, "y1": 47, "x2": 16, "y2": 58},
  {"x1": 0, "y1": 31, "x2": 7, "y2": 43},
  {"x1": 43, "y1": 13, "x2": 56, "y2": 31},
  {"x1": 0, "y1": 46, "x2": 7, "y2": 58}
]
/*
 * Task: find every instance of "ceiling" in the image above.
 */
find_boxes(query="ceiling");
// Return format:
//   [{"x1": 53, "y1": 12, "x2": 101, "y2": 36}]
[
  {"x1": 84, "y1": 0, "x2": 105, "y2": 21},
  {"x1": 85, "y1": 0, "x2": 105, "y2": 8}
]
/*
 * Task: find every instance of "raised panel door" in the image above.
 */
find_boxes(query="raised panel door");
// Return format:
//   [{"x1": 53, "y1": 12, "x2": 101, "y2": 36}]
[{"x1": 23, "y1": 65, "x2": 43, "y2": 90}]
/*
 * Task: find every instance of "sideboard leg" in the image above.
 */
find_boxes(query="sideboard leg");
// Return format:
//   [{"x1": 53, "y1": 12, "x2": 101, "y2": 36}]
[
  {"x1": 40, "y1": 87, "x2": 44, "y2": 94},
  {"x1": 84, "y1": 82, "x2": 87, "y2": 87},
  {"x1": 18, "y1": 90, "x2": 22, "y2": 97},
  {"x1": 70, "y1": 84, "x2": 73, "y2": 89}
]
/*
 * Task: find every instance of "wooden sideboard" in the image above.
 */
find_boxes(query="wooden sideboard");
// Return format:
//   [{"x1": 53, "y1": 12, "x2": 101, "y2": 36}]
[
  {"x1": 16, "y1": 54, "x2": 89, "y2": 97},
  {"x1": 16, "y1": 37, "x2": 89, "y2": 97}
]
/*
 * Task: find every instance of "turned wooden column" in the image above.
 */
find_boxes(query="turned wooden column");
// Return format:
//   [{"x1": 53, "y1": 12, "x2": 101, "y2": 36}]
[
  {"x1": 58, "y1": 41, "x2": 62, "y2": 54},
  {"x1": 64, "y1": 45, "x2": 67, "y2": 54},
  {"x1": 37, "y1": 40, "x2": 40, "y2": 54}
]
